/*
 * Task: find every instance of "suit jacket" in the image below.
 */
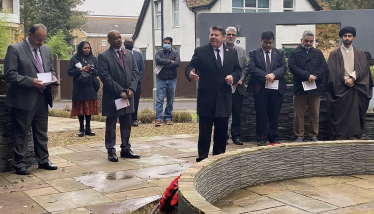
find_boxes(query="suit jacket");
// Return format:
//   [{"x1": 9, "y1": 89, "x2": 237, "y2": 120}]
[
  {"x1": 247, "y1": 47, "x2": 287, "y2": 95},
  {"x1": 288, "y1": 45, "x2": 328, "y2": 95},
  {"x1": 133, "y1": 50, "x2": 145, "y2": 87},
  {"x1": 234, "y1": 46, "x2": 248, "y2": 95},
  {"x1": 4, "y1": 40, "x2": 56, "y2": 110},
  {"x1": 185, "y1": 44, "x2": 242, "y2": 117},
  {"x1": 98, "y1": 48, "x2": 139, "y2": 117}
]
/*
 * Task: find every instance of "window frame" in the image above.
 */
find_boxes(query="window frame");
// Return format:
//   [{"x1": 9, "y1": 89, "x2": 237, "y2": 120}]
[
  {"x1": 139, "y1": 48, "x2": 147, "y2": 60},
  {"x1": 101, "y1": 40, "x2": 107, "y2": 47},
  {"x1": 283, "y1": 0, "x2": 294, "y2": 12},
  {"x1": 232, "y1": 0, "x2": 270, "y2": 13},
  {"x1": 173, "y1": 0, "x2": 180, "y2": 27},
  {"x1": 155, "y1": 1, "x2": 162, "y2": 29}
]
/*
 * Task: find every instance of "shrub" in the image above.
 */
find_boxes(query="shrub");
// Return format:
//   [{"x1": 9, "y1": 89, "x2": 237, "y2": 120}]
[
  {"x1": 138, "y1": 108, "x2": 156, "y2": 124},
  {"x1": 178, "y1": 112, "x2": 192, "y2": 123},
  {"x1": 45, "y1": 30, "x2": 72, "y2": 60},
  {"x1": 172, "y1": 111, "x2": 180, "y2": 123},
  {"x1": 97, "y1": 78, "x2": 103, "y2": 113}
]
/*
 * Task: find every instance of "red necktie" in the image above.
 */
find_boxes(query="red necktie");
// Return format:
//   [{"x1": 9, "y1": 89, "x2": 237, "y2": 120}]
[{"x1": 117, "y1": 50, "x2": 124, "y2": 67}]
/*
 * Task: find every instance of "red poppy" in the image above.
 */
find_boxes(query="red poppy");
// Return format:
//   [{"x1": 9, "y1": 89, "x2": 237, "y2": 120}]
[{"x1": 124, "y1": 50, "x2": 127, "y2": 55}]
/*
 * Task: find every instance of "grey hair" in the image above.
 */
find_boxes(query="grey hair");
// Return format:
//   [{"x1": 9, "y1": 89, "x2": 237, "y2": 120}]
[
  {"x1": 226, "y1": 27, "x2": 237, "y2": 34},
  {"x1": 302, "y1": 30, "x2": 314, "y2": 39}
]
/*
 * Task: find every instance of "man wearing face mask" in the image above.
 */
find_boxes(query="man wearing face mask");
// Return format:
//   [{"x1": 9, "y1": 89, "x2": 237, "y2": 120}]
[
  {"x1": 124, "y1": 38, "x2": 145, "y2": 127},
  {"x1": 288, "y1": 30, "x2": 328, "y2": 143},
  {"x1": 154, "y1": 37, "x2": 180, "y2": 126}
]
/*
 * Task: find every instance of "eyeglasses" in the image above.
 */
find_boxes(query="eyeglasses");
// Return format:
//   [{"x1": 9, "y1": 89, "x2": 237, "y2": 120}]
[
  {"x1": 227, "y1": 34, "x2": 236, "y2": 36},
  {"x1": 303, "y1": 39, "x2": 314, "y2": 43}
]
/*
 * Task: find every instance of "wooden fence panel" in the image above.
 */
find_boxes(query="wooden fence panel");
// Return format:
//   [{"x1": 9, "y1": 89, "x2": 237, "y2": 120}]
[{"x1": 59, "y1": 60, "x2": 73, "y2": 100}]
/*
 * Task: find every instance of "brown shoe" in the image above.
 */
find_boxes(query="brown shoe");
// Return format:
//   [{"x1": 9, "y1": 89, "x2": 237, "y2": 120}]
[
  {"x1": 166, "y1": 120, "x2": 173, "y2": 125},
  {"x1": 155, "y1": 120, "x2": 162, "y2": 126}
]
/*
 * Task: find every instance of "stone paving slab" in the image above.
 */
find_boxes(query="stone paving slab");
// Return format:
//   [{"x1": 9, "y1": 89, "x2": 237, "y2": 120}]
[
  {"x1": 346, "y1": 178, "x2": 374, "y2": 189},
  {"x1": 105, "y1": 187, "x2": 163, "y2": 201},
  {"x1": 0, "y1": 191, "x2": 48, "y2": 214},
  {"x1": 24, "y1": 186, "x2": 60, "y2": 197},
  {"x1": 46, "y1": 178, "x2": 88, "y2": 192},
  {"x1": 31, "y1": 189, "x2": 112, "y2": 212},
  {"x1": 249, "y1": 205, "x2": 311, "y2": 214},
  {"x1": 52, "y1": 207, "x2": 93, "y2": 214},
  {"x1": 86, "y1": 195, "x2": 161, "y2": 213},
  {"x1": 126, "y1": 155, "x2": 187, "y2": 167},
  {"x1": 213, "y1": 189, "x2": 285, "y2": 213},
  {"x1": 74, "y1": 171, "x2": 156, "y2": 194},
  {"x1": 293, "y1": 175, "x2": 359, "y2": 187},
  {"x1": 267, "y1": 191, "x2": 338, "y2": 213},
  {"x1": 0, "y1": 181, "x2": 49, "y2": 194},
  {"x1": 30, "y1": 166, "x2": 93, "y2": 181},
  {"x1": 246, "y1": 179, "x2": 308, "y2": 195},
  {"x1": 127, "y1": 163, "x2": 193, "y2": 180},
  {"x1": 48, "y1": 117, "x2": 113, "y2": 133},
  {"x1": 323, "y1": 202, "x2": 374, "y2": 214},
  {"x1": 74, "y1": 158, "x2": 143, "y2": 173}
]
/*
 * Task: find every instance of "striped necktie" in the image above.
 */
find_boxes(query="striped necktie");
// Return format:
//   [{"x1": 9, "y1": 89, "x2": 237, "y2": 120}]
[{"x1": 34, "y1": 49, "x2": 45, "y2": 92}]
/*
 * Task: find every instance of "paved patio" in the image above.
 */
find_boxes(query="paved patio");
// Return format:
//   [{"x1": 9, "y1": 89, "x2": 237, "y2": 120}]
[{"x1": 1, "y1": 117, "x2": 374, "y2": 213}]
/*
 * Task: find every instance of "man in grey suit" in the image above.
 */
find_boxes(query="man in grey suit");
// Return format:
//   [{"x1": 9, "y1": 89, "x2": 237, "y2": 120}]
[
  {"x1": 4, "y1": 24, "x2": 58, "y2": 175},
  {"x1": 98, "y1": 30, "x2": 141, "y2": 162},
  {"x1": 225, "y1": 27, "x2": 248, "y2": 145},
  {"x1": 123, "y1": 38, "x2": 145, "y2": 127}
]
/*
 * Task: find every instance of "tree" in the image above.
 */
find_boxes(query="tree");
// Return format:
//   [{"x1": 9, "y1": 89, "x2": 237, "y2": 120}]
[
  {"x1": 20, "y1": 0, "x2": 87, "y2": 44},
  {"x1": 45, "y1": 30, "x2": 73, "y2": 60},
  {"x1": 318, "y1": 0, "x2": 374, "y2": 10},
  {"x1": 0, "y1": 11, "x2": 11, "y2": 58}
]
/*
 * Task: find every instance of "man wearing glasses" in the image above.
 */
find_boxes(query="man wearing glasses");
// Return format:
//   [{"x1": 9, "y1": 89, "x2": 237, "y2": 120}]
[
  {"x1": 225, "y1": 27, "x2": 248, "y2": 146},
  {"x1": 288, "y1": 30, "x2": 328, "y2": 143},
  {"x1": 247, "y1": 31, "x2": 287, "y2": 146}
]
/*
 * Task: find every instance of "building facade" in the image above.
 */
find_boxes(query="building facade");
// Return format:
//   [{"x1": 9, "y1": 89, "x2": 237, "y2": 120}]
[
  {"x1": 133, "y1": 0, "x2": 320, "y2": 61},
  {"x1": 0, "y1": 0, "x2": 20, "y2": 26}
]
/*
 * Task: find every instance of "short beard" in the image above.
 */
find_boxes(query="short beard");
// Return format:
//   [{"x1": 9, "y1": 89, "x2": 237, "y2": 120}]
[
  {"x1": 226, "y1": 40, "x2": 234, "y2": 46},
  {"x1": 343, "y1": 40, "x2": 352, "y2": 45}
]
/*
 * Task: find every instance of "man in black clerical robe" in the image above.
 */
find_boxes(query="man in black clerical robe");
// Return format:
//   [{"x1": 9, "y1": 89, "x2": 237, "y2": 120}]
[{"x1": 324, "y1": 26, "x2": 373, "y2": 140}]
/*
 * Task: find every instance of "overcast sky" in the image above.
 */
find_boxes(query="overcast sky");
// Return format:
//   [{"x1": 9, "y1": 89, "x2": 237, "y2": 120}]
[{"x1": 77, "y1": 0, "x2": 144, "y2": 17}]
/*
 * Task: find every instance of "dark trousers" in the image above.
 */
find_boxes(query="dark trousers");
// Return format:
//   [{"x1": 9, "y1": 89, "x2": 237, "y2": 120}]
[
  {"x1": 253, "y1": 88, "x2": 284, "y2": 142},
  {"x1": 11, "y1": 92, "x2": 50, "y2": 169},
  {"x1": 131, "y1": 85, "x2": 142, "y2": 123},
  {"x1": 231, "y1": 90, "x2": 244, "y2": 140},
  {"x1": 105, "y1": 114, "x2": 132, "y2": 154},
  {"x1": 197, "y1": 116, "x2": 229, "y2": 162}
]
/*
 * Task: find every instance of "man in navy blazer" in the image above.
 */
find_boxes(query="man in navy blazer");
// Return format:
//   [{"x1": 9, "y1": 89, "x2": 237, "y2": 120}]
[
  {"x1": 124, "y1": 38, "x2": 145, "y2": 127},
  {"x1": 247, "y1": 31, "x2": 287, "y2": 146}
]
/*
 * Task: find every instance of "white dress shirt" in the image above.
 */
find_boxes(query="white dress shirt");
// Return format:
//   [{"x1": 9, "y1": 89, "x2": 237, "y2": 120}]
[
  {"x1": 26, "y1": 37, "x2": 44, "y2": 72},
  {"x1": 113, "y1": 48, "x2": 122, "y2": 58},
  {"x1": 262, "y1": 48, "x2": 271, "y2": 64},
  {"x1": 213, "y1": 45, "x2": 224, "y2": 66}
]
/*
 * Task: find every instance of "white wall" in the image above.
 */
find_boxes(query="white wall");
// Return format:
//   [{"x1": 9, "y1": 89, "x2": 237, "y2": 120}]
[
  {"x1": 0, "y1": 0, "x2": 20, "y2": 25},
  {"x1": 134, "y1": 0, "x2": 318, "y2": 60}
]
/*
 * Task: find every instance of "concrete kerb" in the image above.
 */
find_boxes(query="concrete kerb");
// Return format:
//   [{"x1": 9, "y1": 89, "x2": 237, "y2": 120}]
[{"x1": 178, "y1": 140, "x2": 374, "y2": 214}]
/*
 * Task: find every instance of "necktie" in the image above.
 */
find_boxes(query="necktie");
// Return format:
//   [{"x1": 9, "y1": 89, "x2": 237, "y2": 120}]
[
  {"x1": 117, "y1": 50, "x2": 124, "y2": 67},
  {"x1": 265, "y1": 51, "x2": 271, "y2": 74},
  {"x1": 215, "y1": 49, "x2": 222, "y2": 70},
  {"x1": 34, "y1": 49, "x2": 45, "y2": 93},
  {"x1": 34, "y1": 49, "x2": 44, "y2": 73}
]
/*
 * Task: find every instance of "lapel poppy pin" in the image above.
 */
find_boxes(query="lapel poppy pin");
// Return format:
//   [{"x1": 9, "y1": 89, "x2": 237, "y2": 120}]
[
  {"x1": 226, "y1": 49, "x2": 229, "y2": 51},
  {"x1": 123, "y1": 50, "x2": 127, "y2": 55}
]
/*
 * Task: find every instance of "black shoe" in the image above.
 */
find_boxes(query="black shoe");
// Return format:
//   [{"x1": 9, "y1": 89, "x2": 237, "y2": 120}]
[
  {"x1": 120, "y1": 150, "x2": 141, "y2": 158},
  {"x1": 15, "y1": 167, "x2": 29, "y2": 175},
  {"x1": 257, "y1": 140, "x2": 266, "y2": 146},
  {"x1": 38, "y1": 162, "x2": 58, "y2": 170},
  {"x1": 85, "y1": 128, "x2": 95, "y2": 136},
  {"x1": 233, "y1": 137, "x2": 243, "y2": 145},
  {"x1": 131, "y1": 122, "x2": 139, "y2": 127},
  {"x1": 108, "y1": 153, "x2": 118, "y2": 162},
  {"x1": 78, "y1": 128, "x2": 84, "y2": 137}
]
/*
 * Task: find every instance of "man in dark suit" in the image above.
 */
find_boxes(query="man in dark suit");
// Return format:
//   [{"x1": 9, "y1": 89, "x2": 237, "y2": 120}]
[
  {"x1": 98, "y1": 30, "x2": 141, "y2": 162},
  {"x1": 124, "y1": 38, "x2": 145, "y2": 127},
  {"x1": 4, "y1": 24, "x2": 58, "y2": 175},
  {"x1": 247, "y1": 31, "x2": 287, "y2": 146},
  {"x1": 185, "y1": 26, "x2": 242, "y2": 162},
  {"x1": 288, "y1": 30, "x2": 328, "y2": 142}
]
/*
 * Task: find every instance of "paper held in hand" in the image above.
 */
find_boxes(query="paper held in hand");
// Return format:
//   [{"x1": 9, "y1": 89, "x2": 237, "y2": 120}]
[
  {"x1": 302, "y1": 81, "x2": 317, "y2": 91},
  {"x1": 115, "y1": 98, "x2": 130, "y2": 110},
  {"x1": 37, "y1": 73, "x2": 57, "y2": 86},
  {"x1": 231, "y1": 85, "x2": 237, "y2": 93},
  {"x1": 154, "y1": 65, "x2": 164, "y2": 74},
  {"x1": 265, "y1": 80, "x2": 279, "y2": 90}
]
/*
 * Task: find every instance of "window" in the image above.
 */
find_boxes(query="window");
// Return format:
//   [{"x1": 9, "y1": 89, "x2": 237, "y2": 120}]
[
  {"x1": 155, "y1": 1, "x2": 161, "y2": 29},
  {"x1": 174, "y1": 46, "x2": 180, "y2": 55},
  {"x1": 0, "y1": 0, "x2": 2, "y2": 10},
  {"x1": 102, "y1": 40, "x2": 107, "y2": 47},
  {"x1": 232, "y1": 0, "x2": 269, "y2": 13},
  {"x1": 140, "y1": 48, "x2": 146, "y2": 60},
  {"x1": 173, "y1": 0, "x2": 179, "y2": 27},
  {"x1": 284, "y1": 0, "x2": 294, "y2": 12}
]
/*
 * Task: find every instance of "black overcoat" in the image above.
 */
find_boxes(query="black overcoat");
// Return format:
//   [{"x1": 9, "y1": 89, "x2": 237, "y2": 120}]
[{"x1": 185, "y1": 44, "x2": 242, "y2": 117}]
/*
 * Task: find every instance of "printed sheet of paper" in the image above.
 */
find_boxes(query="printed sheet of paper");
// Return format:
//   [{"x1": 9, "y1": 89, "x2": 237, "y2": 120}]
[
  {"x1": 37, "y1": 73, "x2": 57, "y2": 86},
  {"x1": 265, "y1": 80, "x2": 279, "y2": 90},
  {"x1": 115, "y1": 98, "x2": 130, "y2": 110},
  {"x1": 302, "y1": 81, "x2": 317, "y2": 91},
  {"x1": 154, "y1": 65, "x2": 164, "y2": 74},
  {"x1": 231, "y1": 85, "x2": 237, "y2": 93}
]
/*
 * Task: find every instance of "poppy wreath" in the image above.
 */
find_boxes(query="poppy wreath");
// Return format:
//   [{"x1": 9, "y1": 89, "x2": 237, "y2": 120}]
[{"x1": 159, "y1": 174, "x2": 181, "y2": 213}]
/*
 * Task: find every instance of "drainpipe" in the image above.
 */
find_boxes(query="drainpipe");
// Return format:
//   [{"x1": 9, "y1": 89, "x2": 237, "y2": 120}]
[
  {"x1": 192, "y1": 8, "x2": 198, "y2": 121},
  {"x1": 161, "y1": 0, "x2": 164, "y2": 44}
]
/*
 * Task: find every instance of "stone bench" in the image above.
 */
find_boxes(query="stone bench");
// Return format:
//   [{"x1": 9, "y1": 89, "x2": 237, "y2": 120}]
[{"x1": 178, "y1": 141, "x2": 374, "y2": 214}]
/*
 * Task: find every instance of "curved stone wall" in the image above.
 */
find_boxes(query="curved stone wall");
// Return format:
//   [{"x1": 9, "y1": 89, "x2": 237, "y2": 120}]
[{"x1": 178, "y1": 141, "x2": 374, "y2": 214}]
